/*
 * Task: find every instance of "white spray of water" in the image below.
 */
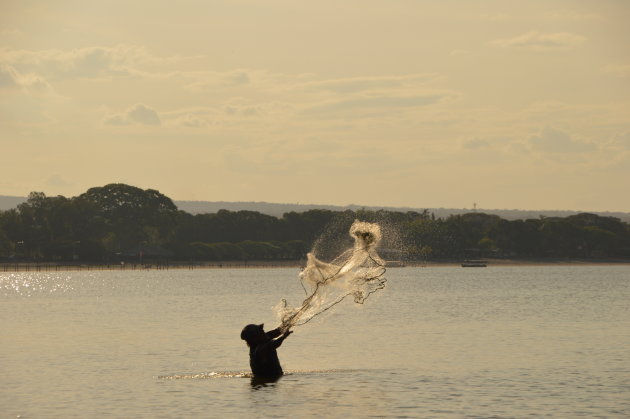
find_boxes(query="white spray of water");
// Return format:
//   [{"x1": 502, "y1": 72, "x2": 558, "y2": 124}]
[{"x1": 276, "y1": 220, "x2": 387, "y2": 332}]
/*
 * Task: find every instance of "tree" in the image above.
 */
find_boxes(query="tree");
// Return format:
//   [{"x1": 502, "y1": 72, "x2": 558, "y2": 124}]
[
  {"x1": 79, "y1": 184, "x2": 178, "y2": 252},
  {"x1": 2, "y1": 183, "x2": 629, "y2": 263}
]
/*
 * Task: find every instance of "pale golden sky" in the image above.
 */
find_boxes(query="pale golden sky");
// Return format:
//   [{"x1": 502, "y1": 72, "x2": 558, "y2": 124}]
[{"x1": 1, "y1": 1, "x2": 629, "y2": 211}]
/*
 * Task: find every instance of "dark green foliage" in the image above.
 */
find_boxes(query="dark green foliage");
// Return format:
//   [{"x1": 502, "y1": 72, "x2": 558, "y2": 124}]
[
  {"x1": 79, "y1": 184, "x2": 178, "y2": 251},
  {"x1": 0, "y1": 184, "x2": 629, "y2": 262}
]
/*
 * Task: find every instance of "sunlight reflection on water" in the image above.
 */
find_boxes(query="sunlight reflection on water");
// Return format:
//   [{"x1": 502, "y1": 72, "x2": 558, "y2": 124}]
[{"x1": 0, "y1": 272, "x2": 77, "y2": 296}]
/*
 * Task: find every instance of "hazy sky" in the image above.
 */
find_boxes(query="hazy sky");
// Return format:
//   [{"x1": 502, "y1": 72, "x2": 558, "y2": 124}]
[{"x1": 1, "y1": 1, "x2": 629, "y2": 211}]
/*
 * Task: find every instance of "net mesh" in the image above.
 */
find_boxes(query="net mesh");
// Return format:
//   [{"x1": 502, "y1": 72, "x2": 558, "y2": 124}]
[{"x1": 276, "y1": 220, "x2": 387, "y2": 332}]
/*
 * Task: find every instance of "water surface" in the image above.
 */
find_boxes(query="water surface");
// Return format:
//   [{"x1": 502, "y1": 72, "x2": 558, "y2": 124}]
[{"x1": 1, "y1": 266, "x2": 629, "y2": 418}]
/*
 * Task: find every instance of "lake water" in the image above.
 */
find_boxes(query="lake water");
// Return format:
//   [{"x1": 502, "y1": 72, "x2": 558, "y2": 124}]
[{"x1": 1, "y1": 266, "x2": 629, "y2": 418}]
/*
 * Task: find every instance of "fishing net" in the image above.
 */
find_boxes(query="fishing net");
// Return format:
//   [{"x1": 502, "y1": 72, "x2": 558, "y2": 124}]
[{"x1": 276, "y1": 220, "x2": 387, "y2": 332}]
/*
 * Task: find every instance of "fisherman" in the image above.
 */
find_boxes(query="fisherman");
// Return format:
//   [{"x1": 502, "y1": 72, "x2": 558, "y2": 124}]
[{"x1": 240, "y1": 323, "x2": 292, "y2": 380}]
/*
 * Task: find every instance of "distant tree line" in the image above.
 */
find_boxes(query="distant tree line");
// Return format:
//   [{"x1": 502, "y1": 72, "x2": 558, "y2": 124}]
[{"x1": 0, "y1": 183, "x2": 629, "y2": 262}]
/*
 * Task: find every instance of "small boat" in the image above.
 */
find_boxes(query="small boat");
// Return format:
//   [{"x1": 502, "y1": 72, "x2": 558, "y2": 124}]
[{"x1": 461, "y1": 260, "x2": 487, "y2": 267}]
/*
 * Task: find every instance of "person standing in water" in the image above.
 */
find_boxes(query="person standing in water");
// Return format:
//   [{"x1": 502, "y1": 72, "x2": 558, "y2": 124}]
[{"x1": 241, "y1": 324, "x2": 292, "y2": 380}]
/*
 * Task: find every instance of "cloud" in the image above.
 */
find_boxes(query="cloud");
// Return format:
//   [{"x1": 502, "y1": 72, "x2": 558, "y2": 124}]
[
  {"x1": 0, "y1": 64, "x2": 58, "y2": 123},
  {"x1": 0, "y1": 45, "x2": 148, "y2": 81},
  {"x1": 159, "y1": 107, "x2": 218, "y2": 127},
  {"x1": 463, "y1": 138, "x2": 491, "y2": 150},
  {"x1": 0, "y1": 64, "x2": 51, "y2": 92},
  {"x1": 221, "y1": 100, "x2": 294, "y2": 119},
  {"x1": 224, "y1": 71, "x2": 250, "y2": 86},
  {"x1": 223, "y1": 104, "x2": 261, "y2": 117},
  {"x1": 0, "y1": 64, "x2": 22, "y2": 88},
  {"x1": 104, "y1": 103, "x2": 161, "y2": 126},
  {"x1": 183, "y1": 69, "x2": 258, "y2": 91},
  {"x1": 611, "y1": 132, "x2": 630, "y2": 149},
  {"x1": 489, "y1": 31, "x2": 586, "y2": 51},
  {"x1": 528, "y1": 126, "x2": 595, "y2": 153},
  {"x1": 180, "y1": 116, "x2": 206, "y2": 127},
  {"x1": 127, "y1": 104, "x2": 161, "y2": 125},
  {"x1": 175, "y1": 114, "x2": 209, "y2": 127},
  {"x1": 301, "y1": 74, "x2": 439, "y2": 94},
  {"x1": 303, "y1": 94, "x2": 446, "y2": 117},
  {"x1": 156, "y1": 101, "x2": 292, "y2": 128}
]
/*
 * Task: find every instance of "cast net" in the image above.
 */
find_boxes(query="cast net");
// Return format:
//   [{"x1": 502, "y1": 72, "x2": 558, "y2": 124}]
[{"x1": 276, "y1": 220, "x2": 387, "y2": 332}]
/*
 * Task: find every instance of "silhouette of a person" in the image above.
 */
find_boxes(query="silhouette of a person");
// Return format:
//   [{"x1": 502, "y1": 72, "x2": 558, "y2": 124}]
[{"x1": 241, "y1": 324, "x2": 292, "y2": 381}]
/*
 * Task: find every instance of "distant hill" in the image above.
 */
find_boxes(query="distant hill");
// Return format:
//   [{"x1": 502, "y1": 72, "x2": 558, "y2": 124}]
[
  {"x1": 174, "y1": 200, "x2": 630, "y2": 222},
  {"x1": 2, "y1": 195, "x2": 629, "y2": 222},
  {"x1": 0, "y1": 196, "x2": 27, "y2": 210}
]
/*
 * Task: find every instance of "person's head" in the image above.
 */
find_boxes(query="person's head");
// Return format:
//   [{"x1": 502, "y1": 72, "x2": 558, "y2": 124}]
[{"x1": 241, "y1": 323, "x2": 266, "y2": 346}]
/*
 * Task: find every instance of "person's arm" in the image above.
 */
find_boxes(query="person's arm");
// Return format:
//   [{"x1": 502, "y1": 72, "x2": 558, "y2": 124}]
[
  {"x1": 271, "y1": 330, "x2": 292, "y2": 349},
  {"x1": 266, "y1": 327, "x2": 282, "y2": 339},
  {"x1": 258, "y1": 330, "x2": 293, "y2": 354}
]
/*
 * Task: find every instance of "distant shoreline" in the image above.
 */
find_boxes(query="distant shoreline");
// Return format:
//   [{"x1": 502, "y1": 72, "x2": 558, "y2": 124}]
[
  {"x1": 414, "y1": 258, "x2": 630, "y2": 267},
  {"x1": 1, "y1": 258, "x2": 629, "y2": 272},
  {"x1": 3, "y1": 195, "x2": 630, "y2": 222}
]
